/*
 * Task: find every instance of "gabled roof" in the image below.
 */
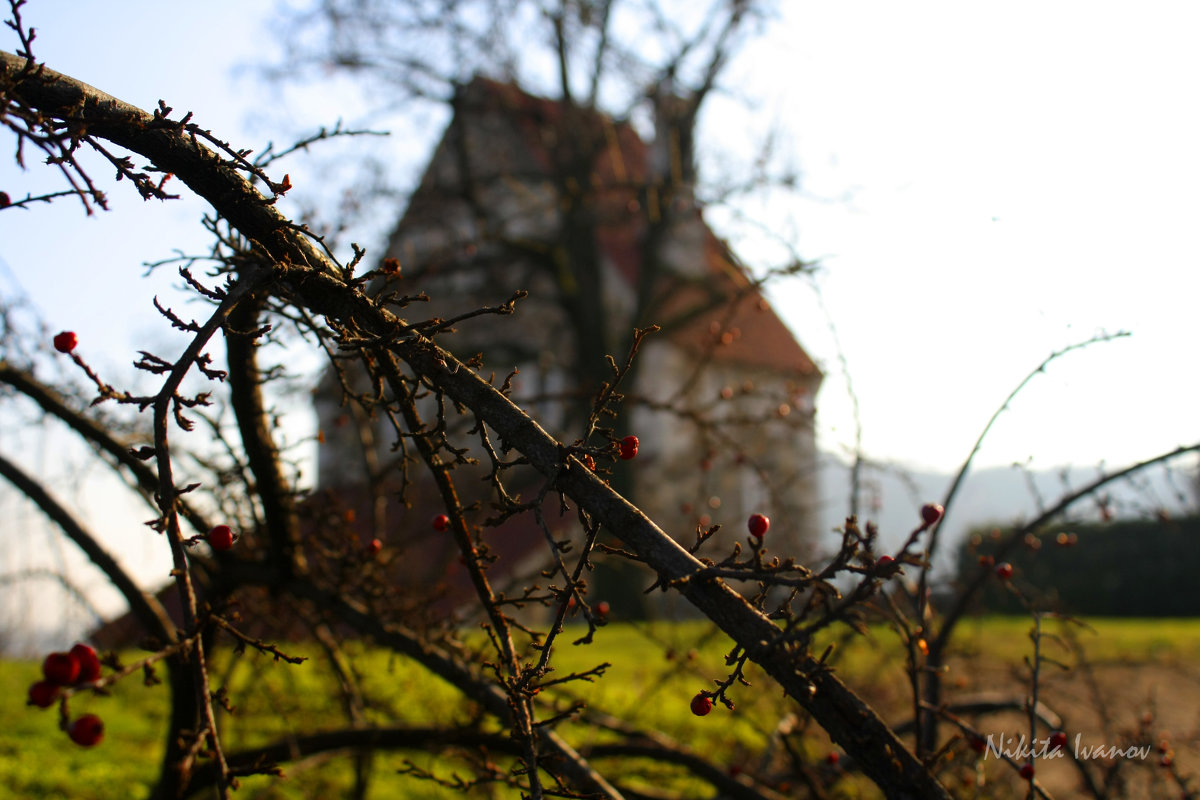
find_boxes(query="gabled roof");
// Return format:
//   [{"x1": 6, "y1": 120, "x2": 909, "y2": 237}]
[{"x1": 397, "y1": 76, "x2": 821, "y2": 384}]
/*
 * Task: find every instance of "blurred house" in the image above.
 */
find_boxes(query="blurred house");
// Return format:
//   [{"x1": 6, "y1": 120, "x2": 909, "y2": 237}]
[
  {"x1": 91, "y1": 79, "x2": 827, "y2": 648},
  {"x1": 314, "y1": 77, "x2": 823, "y2": 612}
]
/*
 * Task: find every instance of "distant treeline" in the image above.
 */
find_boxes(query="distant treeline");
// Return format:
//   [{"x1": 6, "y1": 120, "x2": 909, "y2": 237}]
[{"x1": 954, "y1": 516, "x2": 1200, "y2": 617}]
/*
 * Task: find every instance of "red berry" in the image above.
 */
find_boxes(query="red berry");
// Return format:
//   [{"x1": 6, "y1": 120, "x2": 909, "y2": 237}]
[
  {"x1": 432, "y1": 513, "x2": 450, "y2": 532},
  {"x1": 876, "y1": 554, "x2": 894, "y2": 567},
  {"x1": 595, "y1": 601, "x2": 610, "y2": 616},
  {"x1": 920, "y1": 503, "x2": 944, "y2": 526},
  {"x1": 968, "y1": 735, "x2": 986, "y2": 754},
  {"x1": 995, "y1": 562, "x2": 1014, "y2": 580},
  {"x1": 67, "y1": 714, "x2": 104, "y2": 747},
  {"x1": 619, "y1": 435, "x2": 639, "y2": 460},
  {"x1": 27, "y1": 681, "x2": 59, "y2": 708},
  {"x1": 1019, "y1": 763, "x2": 1034, "y2": 780},
  {"x1": 690, "y1": 693, "x2": 713, "y2": 717},
  {"x1": 70, "y1": 643, "x2": 102, "y2": 684},
  {"x1": 1049, "y1": 731, "x2": 1068, "y2": 751},
  {"x1": 747, "y1": 513, "x2": 770, "y2": 539},
  {"x1": 53, "y1": 331, "x2": 78, "y2": 354},
  {"x1": 0, "y1": 191, "x2": 10, "y2": 208},
  {"x1": 43, "y1": 651, "x2": 80, "y2": 686},
  {"x1": 366, "y1": 538, "x2": 383, "y2": 557},
  {"x1": 207, "y1": 524, "x2": 234, "y2": 551},
  {"x1": 826, "y1": 751, "x2": 840, "y2": 766}
]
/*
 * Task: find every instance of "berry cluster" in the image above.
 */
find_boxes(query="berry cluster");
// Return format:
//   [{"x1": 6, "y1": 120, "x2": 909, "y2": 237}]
[{"x1": 27, "y1": 643, "x2": 105, "y2": 747}]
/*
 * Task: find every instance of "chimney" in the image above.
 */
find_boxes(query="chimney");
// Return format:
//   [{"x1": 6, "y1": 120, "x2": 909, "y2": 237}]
[
  {"x1": 649, "y1": 77, "x2": 697, "y2": 195},
  {"x1": 647, "y1": 77, "x2": 705, "y2": 278}
]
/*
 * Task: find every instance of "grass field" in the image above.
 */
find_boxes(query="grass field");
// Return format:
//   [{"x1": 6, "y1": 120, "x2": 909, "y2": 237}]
[{"x1": 4, "y1": 616, "x2": 1199, "y2": 799}]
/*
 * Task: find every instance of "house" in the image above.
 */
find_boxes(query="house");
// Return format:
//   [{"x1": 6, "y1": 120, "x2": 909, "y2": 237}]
[{"x1": 314, "y1": 77, "x2": 823, "y2": 615}]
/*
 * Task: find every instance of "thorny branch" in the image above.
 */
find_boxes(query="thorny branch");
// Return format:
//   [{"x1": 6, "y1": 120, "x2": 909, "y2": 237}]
[
  {"x1": 5, "y1": 28, "x2": 1198, "y2": 800},
  {"x1": 0, "y1": 45, "x2": 956, "y2": 799}
]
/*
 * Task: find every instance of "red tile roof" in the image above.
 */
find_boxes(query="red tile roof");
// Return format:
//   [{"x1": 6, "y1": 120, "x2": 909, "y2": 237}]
[{"x1": 417, "y1": 77, "x2": 820, "y2": 382}]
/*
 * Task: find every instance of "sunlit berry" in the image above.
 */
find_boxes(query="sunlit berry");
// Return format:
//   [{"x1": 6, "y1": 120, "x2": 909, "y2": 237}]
[
  {"x1": 27, "y1": 681, "x2": 59, "y2": 708},
  {"x1": 366, "y1": 539, "x2": 383, "y2": 557},
  {"x1": 920, "y1": 503, "x2": 944, "y2": 526},
  {"x1": 67, "y1": 714, "x2": 104, "y2": 747},
  {"x1": 747, "y1": 513, "x2": 770, "y2": 539},
  {"x1": 1019, "y1": 763, "x2": 1034, "y2": 780},
  {"x1": 619, "y1": 435, "x2": 639, "y2": 460},
  {"x1": 207, "y1": 524, "x2": 234, "y2": 551},
  {"x1": 53, "y1": 331, "x2": 78, "y2": 354},
  {"x1": 995, "y1": 562, "x2": 1014, "y2": 580},
  {"x1": 43, "y1": 652, "x2": 80, "y2": 686},
  {"x1": 595, "y1": 601, "x2": 610, "y2": 616},
  {"x1": 432, "y1": 514, "x2": 450, "y2": 532},
  {"x1": 70, "y1": 643, "x2": 102, "y2": 684},
  {"x1": 690, "y1": 693, "x2": 713, "y2": 717},
  {"x1": 1049, "y1": 731, "x2": 1068, "y2": 751}
]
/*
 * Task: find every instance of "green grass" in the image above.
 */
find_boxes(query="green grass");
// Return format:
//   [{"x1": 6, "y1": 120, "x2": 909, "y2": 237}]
[
  {"x1": 945, "y1": 615, "x2": 1200, "y2": 663},
  {"x1": 1, "y1": 659, "x2": 169, "y2": 798},
  {"x1": 4, "y1": 616, "x2": 1199, "y2": 799}
]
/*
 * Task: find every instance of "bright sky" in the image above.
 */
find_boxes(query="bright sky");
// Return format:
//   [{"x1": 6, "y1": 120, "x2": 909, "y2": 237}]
[
  {"x1": 747, "y1": 2, "x2": 1200, "y2": 473},
  {"x1": 1, "y1": 2, "x2": 1198, "y2": 641}
]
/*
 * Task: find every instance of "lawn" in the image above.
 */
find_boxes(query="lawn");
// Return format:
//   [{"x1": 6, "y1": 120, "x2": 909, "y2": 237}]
[{"x1": 4, "y1": 617, "x2": 1199, "y2": 799}]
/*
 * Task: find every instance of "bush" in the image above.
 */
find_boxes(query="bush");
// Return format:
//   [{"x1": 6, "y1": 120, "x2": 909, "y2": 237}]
[{"x1": 959, "y1": 516, "x2": 1200, "y2": 616}]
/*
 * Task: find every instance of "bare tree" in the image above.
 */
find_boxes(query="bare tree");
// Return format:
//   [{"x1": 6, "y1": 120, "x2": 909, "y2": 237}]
[{"x1": 273, "y1": 0, "x2": 824, "y2": 605}]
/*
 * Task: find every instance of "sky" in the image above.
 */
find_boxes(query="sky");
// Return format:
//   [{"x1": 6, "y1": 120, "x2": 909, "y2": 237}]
[
  {"x1": 1, "y1": 2, "x2": 1198, "y2": 641},
  {"x1": 750, "y1": 2, "x2": 1200, "y2": 473}
]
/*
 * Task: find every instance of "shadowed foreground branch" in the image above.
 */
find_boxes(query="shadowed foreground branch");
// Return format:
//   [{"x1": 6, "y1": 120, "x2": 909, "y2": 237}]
[{"x1": 1, "y1": 48, "x2": 950, "y2": 799}]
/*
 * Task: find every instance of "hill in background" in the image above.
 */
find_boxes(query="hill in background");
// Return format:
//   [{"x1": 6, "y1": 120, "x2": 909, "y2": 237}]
[{"x1": 813, "y1": 451, "x2": 1200, "y2": 579}]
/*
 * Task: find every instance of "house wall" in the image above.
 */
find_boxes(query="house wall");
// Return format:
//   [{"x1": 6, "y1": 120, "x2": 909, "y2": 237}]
[{"x1": 631, "y1": 338, "x2": 822, "y2": 565}]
